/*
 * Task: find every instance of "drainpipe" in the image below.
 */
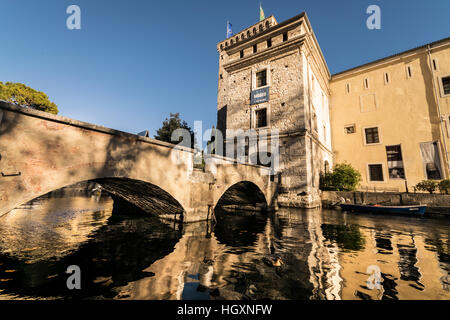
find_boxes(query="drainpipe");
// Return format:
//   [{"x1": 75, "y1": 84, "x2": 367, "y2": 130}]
[{"x1": 427, "y1": 45, "x2": 450, "y2": 176}]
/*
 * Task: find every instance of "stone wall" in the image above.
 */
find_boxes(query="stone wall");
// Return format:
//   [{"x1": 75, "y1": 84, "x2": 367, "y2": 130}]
[{"x1": 321, "y1": 190, "x2": 450, "y2": 214}]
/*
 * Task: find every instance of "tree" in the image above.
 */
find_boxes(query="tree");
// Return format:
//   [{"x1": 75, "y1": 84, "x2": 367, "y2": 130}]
[
  {"x1": 154, "y1": 113, "x2": 194, "y2": 148},
  {"x1": 320, "y1": 163, "x2": 362, "y2": 191},
  {"x1": 0, "y1": 82, "x2": 58, "y2": 114},
  {"x1": 438, "y1": 179, "x2": 450, "y2": 194},
  {"x1": 416, "y1": 180, "x2": 439, "y2": 194}
]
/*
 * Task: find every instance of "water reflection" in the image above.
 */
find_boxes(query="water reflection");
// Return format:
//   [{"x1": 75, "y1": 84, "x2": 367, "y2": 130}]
[{"x1": 0, "y1": 193, "x2": 449, "y2": 300}]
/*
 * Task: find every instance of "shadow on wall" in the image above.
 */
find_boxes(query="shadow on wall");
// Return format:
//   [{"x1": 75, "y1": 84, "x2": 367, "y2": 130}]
[{"x1": 94, "y1": 177, "x2": 185, "y2": 220}]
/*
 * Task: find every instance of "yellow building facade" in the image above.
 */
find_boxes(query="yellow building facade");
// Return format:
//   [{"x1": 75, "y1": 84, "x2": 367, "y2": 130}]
[{"x1": 330, "y1": 37, "x2": 450, "y2": 192}]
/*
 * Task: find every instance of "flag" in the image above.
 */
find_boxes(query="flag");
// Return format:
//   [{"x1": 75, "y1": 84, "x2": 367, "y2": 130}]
[
  {"x1": 259, "y1": 3, "x2": 265, "y2": 21},
  {"x1": 226, "y1": 21, "x2": 232, "y2": 38}
]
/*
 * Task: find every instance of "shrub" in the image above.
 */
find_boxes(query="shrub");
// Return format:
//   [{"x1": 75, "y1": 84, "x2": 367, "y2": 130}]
[
  {"x1": 438, "y1": 179, "x2": 450, "y2": 194},
  {"x1": 320, "y1": 163, "x2": 362, "y2": 191},
  {"x1": 415, "y1": 180, "x2": 439, "y2": 194}
]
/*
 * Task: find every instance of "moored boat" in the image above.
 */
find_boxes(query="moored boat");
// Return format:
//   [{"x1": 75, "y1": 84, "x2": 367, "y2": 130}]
[{"x1": 340, "y1": 203, "x2": 427, "y2": 215}]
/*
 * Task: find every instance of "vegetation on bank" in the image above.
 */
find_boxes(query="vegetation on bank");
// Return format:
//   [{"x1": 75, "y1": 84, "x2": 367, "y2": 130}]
[
  {"x1": 415, "y1": 179, "x2": 450, "y2": 194},
  {"x1": 0, "y1": 82, "x2": 58, "y2": 114},
  {"x1": 320, "y1": 163, "x2": 362, "y2": 191}
]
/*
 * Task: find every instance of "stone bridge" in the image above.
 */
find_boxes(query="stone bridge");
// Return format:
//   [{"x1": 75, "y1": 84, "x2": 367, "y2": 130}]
[{"x1": 0, "y1": 102, "x2": 277, "y2": 222}]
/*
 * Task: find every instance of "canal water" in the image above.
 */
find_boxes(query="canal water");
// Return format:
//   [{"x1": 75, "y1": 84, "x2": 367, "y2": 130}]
[{"x1": 0, "y1": 192, "x2": 448, "y2": 300}]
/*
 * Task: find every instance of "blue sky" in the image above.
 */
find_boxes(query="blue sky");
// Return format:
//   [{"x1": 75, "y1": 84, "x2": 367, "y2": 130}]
[{"x1": 0, "y1": 0, "x2": 449, "y2": 136}]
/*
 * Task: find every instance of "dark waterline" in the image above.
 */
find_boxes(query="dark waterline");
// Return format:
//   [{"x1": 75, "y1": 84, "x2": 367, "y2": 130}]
[{"x1": 0, "y1": 194, "x2": 449, "y2": 300}]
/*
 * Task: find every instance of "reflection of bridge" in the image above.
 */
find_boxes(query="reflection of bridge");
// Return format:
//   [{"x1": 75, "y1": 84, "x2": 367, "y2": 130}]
[{"x1": 0, "y1": 102, "x2": 277, "y2": 222}]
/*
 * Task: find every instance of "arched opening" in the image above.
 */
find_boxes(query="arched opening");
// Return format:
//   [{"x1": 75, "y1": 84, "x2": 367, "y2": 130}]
[
  {"x1": 214, "y1": 181, "x2": 268, "y2": 247},
  {"x1": 265, "y1": 21, "x2": 270, "y2": 29},
  {"x1": 215, "y1": 181, "x2": 267, "y2": 213},
  {"x1": 94, "y1": 177, "x2": 185, "y2": 220},
  {"x1": 324, "y1": 160, "x2": 330, "y2": 173},
  {"x1": 247, "y1": 30, "x2": 251, "y2": 37},
  {"x1": 0, "y1": 179, "x2": 183, "y2": 299}
]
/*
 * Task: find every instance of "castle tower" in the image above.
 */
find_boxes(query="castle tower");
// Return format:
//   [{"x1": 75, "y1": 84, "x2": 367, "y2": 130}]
[{"x1": 216, "y1": 12, "x2": 333, "y2": 207}]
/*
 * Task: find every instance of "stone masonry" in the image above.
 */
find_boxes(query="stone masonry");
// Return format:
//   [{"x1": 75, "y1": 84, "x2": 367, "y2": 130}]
[{"x1": 216, "y1": 13, "x2": 333, "y2": 208}]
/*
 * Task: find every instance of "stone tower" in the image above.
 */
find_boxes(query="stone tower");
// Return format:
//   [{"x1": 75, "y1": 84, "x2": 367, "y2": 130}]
[{"x1": 216, "y1": 12, "x2": 333, "y2": 208}]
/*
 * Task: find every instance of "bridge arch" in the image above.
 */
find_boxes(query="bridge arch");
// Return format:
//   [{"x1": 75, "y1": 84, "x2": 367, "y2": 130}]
[
  {"x1": 214, "y1": 180, "x2": 268, "y2": 212},
  {"x1": 94, "y1": 177, "x2": 185, "y2": 220}
]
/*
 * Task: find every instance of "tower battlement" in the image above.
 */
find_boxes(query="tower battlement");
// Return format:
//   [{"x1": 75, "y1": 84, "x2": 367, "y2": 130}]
[{"x1": 217, "y1": 16, "x2": 278, "y2": 52}]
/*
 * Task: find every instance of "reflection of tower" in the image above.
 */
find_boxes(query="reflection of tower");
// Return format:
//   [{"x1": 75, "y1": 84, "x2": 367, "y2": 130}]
[
  {"x1": 306, "y1": 210, "x2": 343, "y2": 300},
  {"x1": 397, "y1": 235, "x2": 423, "y2": 287}
]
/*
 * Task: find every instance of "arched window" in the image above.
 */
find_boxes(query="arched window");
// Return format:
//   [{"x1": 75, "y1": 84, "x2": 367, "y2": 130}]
[
  {"x1": 265, "y1": 21, "x2": 270, "y2": 29},
  {"x1": 247, "y1": 30, "x2": 251, "y2": 37},
  {"x1": 259, "y1": 24, "x2": 263, "y2": 32},
  {"x1": 241, "y1": 34, "x2": 245, "y2": 40},
  {"x1": 225, "y1": 42, "x2": 228, "y2": 47},
  {"x1": 253, "y1": 27, "x2": 257, "y2": 34},
  {"x1": 235, "y1": 36, "x2": 239, "y2": 42},
  {"x1": 324, "y1": 161, "x2": 330, "y2": 173},
  {"x1": 220, "y1": 44, "x2": 223, "y2": 50},
  {"x1": 230, "y1": 39, "x2": 234, "y2": 45}
]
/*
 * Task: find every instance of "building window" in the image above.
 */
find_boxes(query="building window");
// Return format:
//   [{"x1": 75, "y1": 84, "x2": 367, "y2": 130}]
[
  {"x1": 346, "y1": 83, "x2": 350, "y2": 94},
  {"x1": 240, "y1": 50, "x2": 244, "y2": 58},
  {"x1": 364, "y1": 127, "x2": 380, "y2": 144},
  {"x1": 312, "y1": 111, "x2": 318, "y2": 132},
  {"x1": 344, "y1": 124, "x2": 356, "y2": 134},
  {"x1": 283, "y1": 32, "x2": 288, "y2": 42},
  {"x1": 447, "y1": 116, "x2": 450, "y2": 138},
  {"x1": 420, "y1": 141, "x2": 443, "y2": 180},
  {"x1": 442, "y1": 76, "x2": 450, "y2": 96},
  {"x1": 324, "y1": 160, "x2": 330, "y2": 173},
  {"x1": 256, "y1": 69, "x2": 267, "y2": 87},
  {"x1": 406, "y1": 65, "x2": 412, "y2": 78},
  {"x1": 364, "y1": 78, "x2": 369, "y2": 89},
  {"x1": 323, "y1": 124, "x2": 327, "y2": 143},
  {"x1": 256, "y1": 108, "x2": 267, "y2": 128},
  {"x1": 384, "y1": 72, "x2": 390, "y2": 84},
  {"x1": 253, "y1": 44, "x2": 257, "y2": 53},
  {"x1": 432, "y1": 59, "x2": 438, "y2": 71},
  {"x1": 386, "y1": 145, "x2": 405, "y2": 179},
  {"x1": 368, "y1": 164, "x2": 384, "y2": 182},
  {"x1": 267, "y1": 38, "x2": 272, "y2": 48}
]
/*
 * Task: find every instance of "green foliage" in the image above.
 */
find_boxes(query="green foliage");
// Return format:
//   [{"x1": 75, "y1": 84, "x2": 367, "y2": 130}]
[
  {"x1": 0, "y1": 82, "x2": 58, "y2": 114},
  {"x1": 154, "y1": 113, "x2": 194, "y2": 148},
  {"x1": 415, "y1": 180, "x2": 439, "y2": 194},
  {"x1": 320, "y1": 163, "x2": 361, "y2": 191},
  {"x1": 321, "y1": 224, "x2": 365, "y2": 251},
  {"x1": 438, "y1": 179, "x2": 450, "y2": 194}
]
